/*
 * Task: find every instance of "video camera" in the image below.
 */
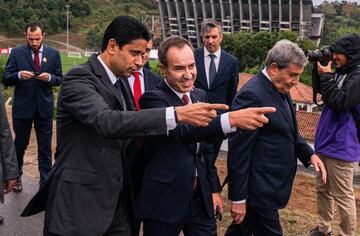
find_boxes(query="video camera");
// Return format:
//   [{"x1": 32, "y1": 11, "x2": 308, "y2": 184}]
[
  {"x1": 306, "y1": 46, "x2": 333, "y2": 104},
  {"x1": 306, "y1": 46, "x2": 332, "y2": 66}
]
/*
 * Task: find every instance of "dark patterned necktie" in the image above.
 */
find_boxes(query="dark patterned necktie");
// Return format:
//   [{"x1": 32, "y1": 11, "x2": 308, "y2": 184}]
[
  {"x1": 182, "y1": 94, "x2": 190, "y2": 105},
  {"x1": 208, "y1": 53, "x2": 217, "y2": 88}
]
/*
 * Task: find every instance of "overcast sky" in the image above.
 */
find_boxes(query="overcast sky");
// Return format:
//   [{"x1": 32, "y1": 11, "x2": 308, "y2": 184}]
[{"x1": 313, "y1": 0, "x2": 360, "y2": 6}]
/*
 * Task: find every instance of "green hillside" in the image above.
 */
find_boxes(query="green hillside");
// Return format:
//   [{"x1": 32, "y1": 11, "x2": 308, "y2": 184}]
[{"x1": 0, "y1": 0, "x2": 159, "y2": 50}]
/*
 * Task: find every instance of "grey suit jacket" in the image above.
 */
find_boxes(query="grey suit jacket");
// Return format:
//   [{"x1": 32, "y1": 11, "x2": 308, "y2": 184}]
[
  {"x1": 22, "y1": 54, "x2": 167, "y2": 236},
  {"x1": 0, "y1": 89, "x2": 18, "y2": 203}
]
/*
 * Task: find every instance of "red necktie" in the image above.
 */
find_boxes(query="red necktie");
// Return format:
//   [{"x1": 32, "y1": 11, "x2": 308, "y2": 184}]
[
  {"x1": 133, "y1": 71, "x2": 142, "y2": 110},
  {"x1": 182, "y1": 94, "x2": 190, "y2": 105},
  {"x1": 34, "y1": 50, "x2": 40, "y2": 72}
]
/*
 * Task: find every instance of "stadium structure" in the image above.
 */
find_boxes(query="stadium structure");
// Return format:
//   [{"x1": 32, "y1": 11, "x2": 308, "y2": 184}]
[{"x1": 157, "y1": 0, "x2": 324, "y2": 47}]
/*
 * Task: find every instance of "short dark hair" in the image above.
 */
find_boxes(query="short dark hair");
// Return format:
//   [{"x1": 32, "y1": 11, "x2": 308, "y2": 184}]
[
  {"x1": 25, "y1": 22, "x2": 45, "y2": 34},
  {"x1": 101, "y1": 16, "x2": 151, "y2": 52},
  {"x1": 201, "y1": 18, "x2": 222, "y2": 37},
  {"x1": 158, "y1": 35, "x2": 193, "y2": 67}
]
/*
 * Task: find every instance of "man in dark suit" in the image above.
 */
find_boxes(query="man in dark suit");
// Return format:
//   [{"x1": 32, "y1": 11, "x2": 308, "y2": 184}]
[
  {"x1": 3, "y1": 22, "x2": 63, "y2": 189},
  {"x1": 136, "y1": 35, "x2": 276, "y2": 236},
  {"x1": 125, "y1": 37, "x2": 161, "y2": 110},
  {"x1": 0, "y1": 89, "x2": 19, "y2": 223},
  {"x1": 124, "y1": 35, "x2": 161, "y2": 236},
  {"x1": 194, "y1": 18, "x2": 239, "y2": 180},
  {"x1": 225, "y1": 40, "x2": 327, "y2": 236},
  {"x1": 194, "y1": 18, "x2": 239, "y2": 107},
  {"x1": 21, "y1": 16, "x2": 232, "y2": 236}
]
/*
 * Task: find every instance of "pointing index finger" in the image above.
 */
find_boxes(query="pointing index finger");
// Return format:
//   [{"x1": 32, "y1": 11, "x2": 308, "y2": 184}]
[
  {"x1": 255, "y1": 107, "x2": 276, "y2": 114},
  {"x1": 206, "y1": 103, "x2": 229, "y2": 111}
]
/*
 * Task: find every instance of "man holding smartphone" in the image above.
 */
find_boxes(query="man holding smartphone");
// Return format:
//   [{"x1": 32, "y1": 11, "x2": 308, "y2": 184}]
[{"x1": 3, "y1": 21, "x2": 63, "y2": 190}]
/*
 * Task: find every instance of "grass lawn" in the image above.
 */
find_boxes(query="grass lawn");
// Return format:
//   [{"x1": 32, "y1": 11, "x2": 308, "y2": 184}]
[{"x1": 60, "y1": 53, "x2": 89, "y2": 74}]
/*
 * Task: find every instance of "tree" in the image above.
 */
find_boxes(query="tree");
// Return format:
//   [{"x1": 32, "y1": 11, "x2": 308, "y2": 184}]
[{"x1": 87, "y1": 25, "x2": 103, "y2": 51}]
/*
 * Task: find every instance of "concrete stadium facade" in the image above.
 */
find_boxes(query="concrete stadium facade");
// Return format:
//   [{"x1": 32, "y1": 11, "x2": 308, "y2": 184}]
[{"x1": 158, "y1": 0, "x2": 324, "y2": 47}]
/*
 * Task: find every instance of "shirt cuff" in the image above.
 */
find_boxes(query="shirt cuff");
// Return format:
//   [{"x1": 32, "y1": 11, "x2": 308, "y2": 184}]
[
  {"x1": 18, "y1": 72, "x2": 22, "y2": 80},
  {"x1": 221, "y1": 112, "x2": 236, "y2": 134},
  {"x1": 166, "y1": 107, "x2": 177, "y2": 131},
  {"x1": 232, "y1": 199, "x2": 246, "y2": 204},
  {"x1": 47, "y1": 73, "x2": 52, "y2": 82}
]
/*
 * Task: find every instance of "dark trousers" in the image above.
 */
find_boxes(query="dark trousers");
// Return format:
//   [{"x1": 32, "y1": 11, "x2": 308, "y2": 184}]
[
  {"x1": 44, "y1": 191, "x2": 131, "y2": 236},
  {"x1": 13, "y1": 112, "x2": 52, "y2": 187},
  {"x1": 225, "y1": 205, "x2": 283, "y2": 236},
  {"x1": 143, "y1": 188, "x2": 216, "y2": 236}
]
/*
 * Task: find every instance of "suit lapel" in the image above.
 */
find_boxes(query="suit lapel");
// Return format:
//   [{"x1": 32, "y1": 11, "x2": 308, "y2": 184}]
[
  {"x1": 211, "y1": 50, "x2": 227, "y2": 87},
  {"x1": 40, "y1": 45, "x2": 47, "y2": 72},
  {"x1": 196, "y1": 49, "x2": 208, "y2": 89},
  {"x1": 119, "y1": 78, "x2": 136, "y2": 111},
  {"x1": 143, "y1": 69, "x2": 151, "y2": 91},
  {"x1": 123, "y1": 76, "x2": 136, "y2": 110},
  {"x1": 25, "y1": 45, "x2": 35, "y2": 71},
  {"x1": 285, "y1": 93, "x2": 298, "y2": 134},
  {"x1": 158, "y1": 80, "x2": 184, "y2": 106},
  {"x1": 88, "y1": 54, "x2": 126, "y2": 110},
  {"x1": 259, "y1": 72, "x2": 295, "y2": 134}
]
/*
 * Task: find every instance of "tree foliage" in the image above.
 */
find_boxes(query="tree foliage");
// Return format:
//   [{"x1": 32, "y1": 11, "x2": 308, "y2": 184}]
[
  {"x1": 316, "y1": 1, "x2": 360, "y2": 46},
  {"x1": 0, "y1": 0, "x2": 91, "y2": 35},
  {"x1": 221, "y1": 30, "x2": 317, "y2": 85},
  {"x1": 87, "y1": 25, "x2": 103, "y2": 51}
]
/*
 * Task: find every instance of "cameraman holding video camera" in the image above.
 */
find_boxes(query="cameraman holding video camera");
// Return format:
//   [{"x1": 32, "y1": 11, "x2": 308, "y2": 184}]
[{"x1": 309, "y1": 34, "x2": 360, "y2": 236}]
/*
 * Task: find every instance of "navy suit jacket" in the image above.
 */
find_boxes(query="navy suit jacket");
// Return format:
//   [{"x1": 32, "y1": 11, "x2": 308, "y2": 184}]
[
  {"x1": 228, "y1": 71, "x2": 314, "y2": 209},
  {"x1": 124, "y1": 68, "x2": 161, "y2": 196},
  {"x1": 136, "y1": 80, "x2": 225, "y2": 224},
  {"x1": 3, "y1": 44, "x2": 63, "y2": 119},
  {"x1": 194, "y1": 48, "x2": 239, "y2": 106}
]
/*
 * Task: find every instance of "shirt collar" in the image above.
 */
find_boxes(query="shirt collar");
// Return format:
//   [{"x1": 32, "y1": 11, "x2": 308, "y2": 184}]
[
  {"x1": 97, "y1": 55, "x2": 118, "y2": 85},
  {"x1": 262, "y1": 67, "x2": 272, "y2": 82},
  {"x1": 38, "y1": 44, "x2": 44, "y2": 53},
  {"x1": 31, "y1": 44, "x2": 44, "y2": 54},
  {"x1": 164, "y1": 79, "x2": 191, "y2": 100},
  {"x1": 136, "y1": 67, "x2": 144, "y2": 77},
  {"x1": 204, "y1": 47, "x2": 221, "y2": 59}
]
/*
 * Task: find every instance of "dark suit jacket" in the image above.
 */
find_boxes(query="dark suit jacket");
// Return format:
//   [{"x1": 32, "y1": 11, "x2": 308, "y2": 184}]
[
  {"x1": 124, "y1": 68, "x2": 161, "y2": 196},
  {"x1": 227, "y1": 71, "x2": 314, "y2": 209},
  {"x1": 194, "y1": 48, "x2": 239, "y2": 106},
  {"x1": 3, "y1": 44, "x2": 63, "y2": 119},
  {"x1": 0, "y1": 89, "x2": 18, "y2": 204},
  {"x1": 22, "y1": 54, "x2": 168, "y2": 236},
  {"x1": 136, "y1": 80, "x2": 225, "y2": 224}
]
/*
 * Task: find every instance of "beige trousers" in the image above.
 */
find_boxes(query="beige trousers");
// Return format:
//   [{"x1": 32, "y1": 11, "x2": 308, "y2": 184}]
[{"x1": 316, "y1": 155, "x2": 357, "y2": 236}]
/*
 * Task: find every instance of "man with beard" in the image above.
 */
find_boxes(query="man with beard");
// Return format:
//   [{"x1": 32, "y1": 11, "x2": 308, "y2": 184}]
[{"x1": 3, "y1": 22, "x2": 63, "y2": 189}]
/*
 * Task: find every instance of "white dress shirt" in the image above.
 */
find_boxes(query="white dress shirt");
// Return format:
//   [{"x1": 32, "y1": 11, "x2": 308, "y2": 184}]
[{"x1": 127, "y1": 67, "x2": 146, "y2": 95}]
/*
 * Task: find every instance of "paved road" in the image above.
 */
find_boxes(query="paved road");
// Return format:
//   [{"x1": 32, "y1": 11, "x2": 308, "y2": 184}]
[{"x1": 0, "y1": 176, "x2": 43, "y2": 236}]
